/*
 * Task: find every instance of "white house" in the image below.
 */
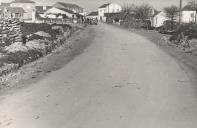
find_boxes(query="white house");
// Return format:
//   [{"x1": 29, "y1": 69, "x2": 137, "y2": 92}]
[
  {"x1": 10, "y1": 0, "x2": 36, "y2": 21},
  {"x1": 181, "y1": 10, "x2": 196, "y2": 23},
  {"x1": 152, "y1": 11, "x2": 168, "y2": 28},
  {"x1": 2, "y1": 7, "x2": 26, "y2": 19},
  {"x1": 44, "y1": 7, "x2": 76, "y2": 19},
  {"x1": 98, "y1": 3, "x2": 122, "y2": 21}
]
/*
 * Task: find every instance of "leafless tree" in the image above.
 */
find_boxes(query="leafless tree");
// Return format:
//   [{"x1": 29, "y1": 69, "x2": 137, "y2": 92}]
[
  {"x1": 135, "y1": 4, "x2": 152, "y2": 21},
  {"x1": 121, "y1": 3, "x2": 137, "y2": 20},
  {"x1": 164, "y1": 6, "x2": 179, "y2": 30}
]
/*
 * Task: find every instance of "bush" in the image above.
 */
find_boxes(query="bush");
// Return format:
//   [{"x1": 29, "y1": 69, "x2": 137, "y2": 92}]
[
  {"x1": 170, "y1": 23, "x2": 197, "y2": 41},
  {"x1": 0, "y1": 63, "x2": 19, "y2": 76},
  {"x1": 0, "y1": 37, "x2": 12, "y2": 47},
  {"x1": 20, "y1": 23, "x2": 72, "y2": 41},
  {"x1": 0, "y1": 22, "x2": 76, "y2": 77},
  {"x1": 0, "y1": 49, "x2": 43, "y2": 67}
]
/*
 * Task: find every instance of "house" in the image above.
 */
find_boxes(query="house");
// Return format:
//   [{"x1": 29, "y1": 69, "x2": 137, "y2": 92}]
[
  {"x1": 53, "y1": 2, "x2": 86, "y2": 16},
  {"x1": 179, "y1": 4, "x2": 197, "y2": 23},
  {"x1": 10, "y1": 0, "x2": 36, "y2": 21},
  {"x1": 98, "y1": 3, "x2": 122, "y2": 21},
  {"x1": 44, "y1": 7, "x2": 76, "y2": 19},
  {"x1": 181, "y1": 10, "x2": 196, "y2": 23},
  {"x1": 0, "y1": 2, "x2": 26, "y2": 19},
  {"x1": 181, "y1": 8, "x2": 197, "y2": 23},
  {"x1": 86, "y1": 11, "x2": 98, "y2": 19},
  {"x1": 152, "y1": 11, "x2": 168, "y2": 28},
  {"x1": 2, "y1": 7, "x2": 26, "y2": 19}
]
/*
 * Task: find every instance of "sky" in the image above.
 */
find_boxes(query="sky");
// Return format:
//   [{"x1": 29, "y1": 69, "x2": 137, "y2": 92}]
[{"x1": 0, "y1": 0, "x2": 189, "y2": 12}]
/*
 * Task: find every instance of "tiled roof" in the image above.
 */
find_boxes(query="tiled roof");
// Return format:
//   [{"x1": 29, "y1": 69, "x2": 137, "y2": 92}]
[
  {"x1": 99, "y1": 3, "x2": 110, "y2": 8},
  {"x1": 87, "y1": 11, "x2": 98, "y2": 16},
  {"x1": 7, "y1": 7, "x2": 26, "y2": 13},
  {"x1": 11, "y1": 0, "x2": 35, "y2": 4}
]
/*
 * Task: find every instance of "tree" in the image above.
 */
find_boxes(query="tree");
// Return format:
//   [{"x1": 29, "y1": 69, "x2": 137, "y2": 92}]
[
  {"x1": 135, "y1": 4, "x2": 152, "y2": 21},
  {"x1": 182, "y1": 1, "x2": 196, "y2": 10},
  {"x1": 121, "y1": 3, "x2": 137, "y2": 20},
  {"x1": 164, "y1": 6, "x2": 179, "y2": 30}
]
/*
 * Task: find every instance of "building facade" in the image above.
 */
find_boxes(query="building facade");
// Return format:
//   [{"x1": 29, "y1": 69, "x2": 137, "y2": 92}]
[
  {"x1": 3, "y1": 7, "x2": 25, "y2": 19},
  {"x1": 152, "y1": 11, "x2": 168, "y2": 28},
  {"x1": 10, "y1": 0, "x2": 36, "y2": 21},
  {"x1": 181, "y1": 10, "x2": 196, "y2": 23},
  {"x1": 0, "y1": 2, "x2": 26, "y2": 20},
  {"x1": 98, "y1": 3, "x2": 122, "y2": 21}
]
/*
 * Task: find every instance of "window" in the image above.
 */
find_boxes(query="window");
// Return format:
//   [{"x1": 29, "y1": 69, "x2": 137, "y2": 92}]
[
  {"x1": 191, "y1": 13, "x2": 195, "y2": 18},
  {"x1": 15, "y1": 13, "x2": 20, "y2": 18},
  {"x1": 26, "y1": 5, "x2": 31, "y2": 9},
  {"x1": 43, "y1": 6, "x2": 47, "y2": 10}
]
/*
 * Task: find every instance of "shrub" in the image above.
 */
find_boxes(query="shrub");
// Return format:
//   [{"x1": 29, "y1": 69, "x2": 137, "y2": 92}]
[
  {"x1": 0, "y1": 22, "x2": 76, "y2": 77},
  {"x1": 170, "y1": 23, "x2": 197, "y2": 41},
  {"x1": 0, "y1": 49, "x2": 43, "y2": 67},
  {"x1": 20, "y1": 23, "x2": 72, "y2": 41},
  {"x1": 0, "y1": 63, "x2": 19, "y2": 76}
]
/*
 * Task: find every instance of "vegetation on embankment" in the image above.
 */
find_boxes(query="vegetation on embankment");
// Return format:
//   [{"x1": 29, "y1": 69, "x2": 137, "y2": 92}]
[
  {"x1": 0, "y1": 22, "x2": 84, "y2": 77},
  {"x1": 164, "y1": 23, "x2": 197, "y2": 55}
]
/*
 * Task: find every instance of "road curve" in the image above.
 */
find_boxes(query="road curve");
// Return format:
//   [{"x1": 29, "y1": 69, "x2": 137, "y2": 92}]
[{"x1": 1, "y1": 23, "x2": 197, "y2": 128}]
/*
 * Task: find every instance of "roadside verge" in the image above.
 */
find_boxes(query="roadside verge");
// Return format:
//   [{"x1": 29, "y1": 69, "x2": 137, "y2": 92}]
[{"x1": 0, "y1": 26, "x2": 95, "y2": 92}]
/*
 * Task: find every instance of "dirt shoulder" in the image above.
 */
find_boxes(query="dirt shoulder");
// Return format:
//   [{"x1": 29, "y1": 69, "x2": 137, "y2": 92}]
[{"x1": 0, "y1": 26, "x2": 96, "y2": 93}]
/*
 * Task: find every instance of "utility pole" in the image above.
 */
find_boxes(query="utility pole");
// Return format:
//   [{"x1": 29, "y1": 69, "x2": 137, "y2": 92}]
[
  {"x1": 179, "y1": 0, "x2": 182, "y2": 24},
  {"x1": 194, "y1": 0, "x2": 197, "y2": 25}
]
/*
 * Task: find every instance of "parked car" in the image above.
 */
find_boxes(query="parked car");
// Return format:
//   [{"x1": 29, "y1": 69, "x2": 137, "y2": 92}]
[
  {"x1": 84, "y1": 18, "x2": 98, "y2": 25},
  {"x1": 90, "y1": 18, "x2": 98, "y2": 25},
  {"x1": 141, "y1": 20, "x2": 154, "y2": 30},
  {"x1": 157, "y1": 20, "x2": 179, "y2": 34}
]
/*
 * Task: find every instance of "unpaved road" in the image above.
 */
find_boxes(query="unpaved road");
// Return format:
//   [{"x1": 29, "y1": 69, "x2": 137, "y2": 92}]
[{"x1": 1, "y1": 23, "x2": 197, "y2": 128}]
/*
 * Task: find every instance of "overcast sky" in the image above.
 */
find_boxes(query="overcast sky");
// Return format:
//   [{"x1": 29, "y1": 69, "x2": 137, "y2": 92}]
[{"x1": 0, "y1": 0, "x2": 189, "y2": 12}]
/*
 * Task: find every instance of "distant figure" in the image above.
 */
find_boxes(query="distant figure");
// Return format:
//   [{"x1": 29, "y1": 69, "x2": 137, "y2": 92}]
[
  {"x1": 87, "y1": 18, "x2": 90, "y2": 24},
  {"x1": 95, "y1": 18, "x2": 98, "y2": 25},
  {"x1": 82, "y1": 17, "x2": 85, "y2": 23},
  {"x1": 21, "y1": 34, "x2": 27, "y2": 45}
]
